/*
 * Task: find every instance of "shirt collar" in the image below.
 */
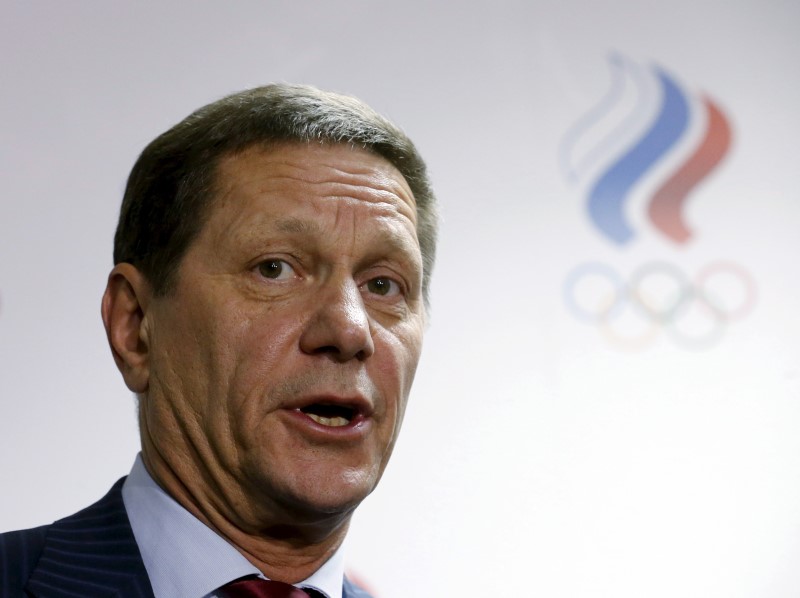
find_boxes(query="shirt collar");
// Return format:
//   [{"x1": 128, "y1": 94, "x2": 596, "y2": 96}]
[{"x1": 121, "y1": 454, "x2": 344, "y2": 598}]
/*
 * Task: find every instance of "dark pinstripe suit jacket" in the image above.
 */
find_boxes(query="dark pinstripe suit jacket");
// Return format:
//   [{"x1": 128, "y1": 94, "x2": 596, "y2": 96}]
[{"x1": 0, "y1": 478, "x2": 373, "y2": 598}]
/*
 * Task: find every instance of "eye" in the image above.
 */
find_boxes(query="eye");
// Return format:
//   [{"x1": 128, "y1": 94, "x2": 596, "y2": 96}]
[
  {"x1": 257, "y1": 259, "x2": 296, "y2": 280},
  {"x1": 364, "y1": 277, "x2": 400, "y2": 297}
]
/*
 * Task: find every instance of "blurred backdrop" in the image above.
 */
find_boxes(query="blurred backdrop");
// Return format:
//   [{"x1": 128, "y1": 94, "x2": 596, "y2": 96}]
[{"x1": 2, "y1": 2, "x2": 799, "y2": 596}]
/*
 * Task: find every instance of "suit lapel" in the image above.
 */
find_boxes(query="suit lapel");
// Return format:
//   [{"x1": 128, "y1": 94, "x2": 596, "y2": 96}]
[{"x1": 26, "y1": 477, "x2": 155, "y2": 598}]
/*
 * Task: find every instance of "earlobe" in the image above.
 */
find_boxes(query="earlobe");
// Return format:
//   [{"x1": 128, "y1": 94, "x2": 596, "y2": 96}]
[{"x1": 101, "y1": 264, "x2": 152, "y2": 393}]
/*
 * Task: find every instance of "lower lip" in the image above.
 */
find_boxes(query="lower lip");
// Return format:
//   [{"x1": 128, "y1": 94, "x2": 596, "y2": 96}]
[{"x1": 283, "y1": 409, "x2": 372, "y2": 441}]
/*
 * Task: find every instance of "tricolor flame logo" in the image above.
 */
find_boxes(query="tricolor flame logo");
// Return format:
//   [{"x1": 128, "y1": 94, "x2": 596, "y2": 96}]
[{"x1": 560, "y1": 54, "x2": 733, "y2": 245}]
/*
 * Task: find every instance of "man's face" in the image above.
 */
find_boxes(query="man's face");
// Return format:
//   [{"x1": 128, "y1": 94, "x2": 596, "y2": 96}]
[{"x1": 140, "y1": 143, "x2": 425, "y2": 522}]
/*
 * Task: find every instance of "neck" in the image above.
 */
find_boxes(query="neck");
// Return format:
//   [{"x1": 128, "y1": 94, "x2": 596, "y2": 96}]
[{"x1": 139, "y1": 439, "x2": 351, "y2": 584}]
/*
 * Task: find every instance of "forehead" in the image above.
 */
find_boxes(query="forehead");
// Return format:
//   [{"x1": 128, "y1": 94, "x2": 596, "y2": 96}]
[{"x1": 209, "y1": 142, "x2": 418, "y2": 227}]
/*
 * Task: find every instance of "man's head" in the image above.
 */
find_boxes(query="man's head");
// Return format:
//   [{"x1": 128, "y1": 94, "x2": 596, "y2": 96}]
[
  {"x1": 113, "y1": 83, "x2": 437, "y2": 304},
  {"x1": 101, "y1": 85, "x2": 437, "y2": 543}
]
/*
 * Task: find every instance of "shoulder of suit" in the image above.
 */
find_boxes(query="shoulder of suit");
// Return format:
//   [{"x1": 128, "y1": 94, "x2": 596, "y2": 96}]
[
  {"x1": 0, "y1": 477, "x2": 131, "y2": 596},
  {"x1": 0, "y1": 523, "x2": 51, "y2": 595}
]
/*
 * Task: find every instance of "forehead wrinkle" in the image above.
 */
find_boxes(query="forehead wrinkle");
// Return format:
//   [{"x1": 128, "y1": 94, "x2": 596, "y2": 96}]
[
  {"x1": 300, "y1": 178, "x2": 417, "y2": 225},
  {"x1": 244, "y1": 152, "x2": 409, "y2": 197},
  {"x1": 238, "y1": 173, "x2": 416, "y2": 229},
  {"x1": 270, "y1": 157, "x2": 416, "y2": 221},
  {"x1": 274, "y1": 216, "x2": 320, "y2": 235},
  {"x1": 323, "y1": 164, "x2": 414, "y2": 204},
  {"x1": 302, "y1": 157, "x2": 411, "y2": 195},
  {"x1": 217, "y1": 145, "x2": 417, "y2": 222}
]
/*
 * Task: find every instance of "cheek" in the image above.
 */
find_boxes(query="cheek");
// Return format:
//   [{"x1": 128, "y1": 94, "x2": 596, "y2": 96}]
[
  {"x1": 376, "y1": 325, "x2": 423, "y2": 411},
  {"x1": 396, "y1": 320, "x2": 424, "y2": 381},
  {"x1": 219, "y1": 310, "x2": 306, "y2": 421},
  {"x1": 150, "y1": 298, "x2": 249, "y2": 417}
]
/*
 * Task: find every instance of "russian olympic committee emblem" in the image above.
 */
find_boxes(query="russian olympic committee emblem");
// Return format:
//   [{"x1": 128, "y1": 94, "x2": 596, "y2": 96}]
[{"x1": 560, "y1": 54, "x2": 755, "y2": 350}]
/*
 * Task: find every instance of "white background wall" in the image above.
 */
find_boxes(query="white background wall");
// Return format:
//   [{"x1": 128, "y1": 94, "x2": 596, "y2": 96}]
[{"x1": 2, "y1": 2, "x2": 799, "y2": 596}]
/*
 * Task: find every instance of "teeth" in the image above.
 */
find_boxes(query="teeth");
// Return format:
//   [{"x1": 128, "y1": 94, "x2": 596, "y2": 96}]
[{"x1": 306, "y1": 413, "x2": 349, "y2": 427}]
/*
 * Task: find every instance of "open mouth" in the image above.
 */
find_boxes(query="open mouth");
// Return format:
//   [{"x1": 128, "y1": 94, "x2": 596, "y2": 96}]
[{"x1": 299, "y1": 404, "x2": 357, "y2": 428}]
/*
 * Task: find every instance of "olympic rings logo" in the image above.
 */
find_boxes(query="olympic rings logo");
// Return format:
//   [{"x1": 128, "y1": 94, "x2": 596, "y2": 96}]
[{"x1": 563, "y1": 261, "x2": 757, "y2": 350}]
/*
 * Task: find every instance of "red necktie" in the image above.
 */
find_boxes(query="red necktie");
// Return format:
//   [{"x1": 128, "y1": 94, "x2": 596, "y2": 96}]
[{"x1": 221, "y1": 576, "x2": 321, "y2": 598}]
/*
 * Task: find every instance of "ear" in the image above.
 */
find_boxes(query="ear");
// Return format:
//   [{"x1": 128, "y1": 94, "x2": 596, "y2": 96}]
[{"x1": 101, "y1": 263, "x2": 153, "y2": 393}]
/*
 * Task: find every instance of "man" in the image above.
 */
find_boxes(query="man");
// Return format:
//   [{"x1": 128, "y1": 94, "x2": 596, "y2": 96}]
[{"x1": 1, "y1": 83, "x2": 437, "y2": 597}]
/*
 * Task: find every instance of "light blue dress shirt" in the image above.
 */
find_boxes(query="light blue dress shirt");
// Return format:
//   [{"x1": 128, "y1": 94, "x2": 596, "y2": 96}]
[{"x1": 121, "y1": 454, "x2": 343, "y2": 598}]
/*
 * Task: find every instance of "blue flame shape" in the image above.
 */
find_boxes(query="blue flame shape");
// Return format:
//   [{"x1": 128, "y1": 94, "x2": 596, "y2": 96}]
[{"x1": 587, "y1": 67, "x2": 689, "y2": 244}]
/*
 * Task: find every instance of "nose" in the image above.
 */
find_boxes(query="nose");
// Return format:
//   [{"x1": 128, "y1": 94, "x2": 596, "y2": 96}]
[{"x1": 299, "y1": 278, "x2": 375, "y2": 362}]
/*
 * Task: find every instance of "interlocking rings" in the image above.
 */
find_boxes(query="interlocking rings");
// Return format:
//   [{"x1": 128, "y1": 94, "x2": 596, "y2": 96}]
[{"x1": 563, "y1": 260, "x2": 757, "y2": 350}]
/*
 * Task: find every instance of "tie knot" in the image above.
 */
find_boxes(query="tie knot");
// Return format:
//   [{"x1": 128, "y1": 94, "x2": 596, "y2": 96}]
[{"x1": 221, "y1": 576, "x2": 321, "y2": 598}]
